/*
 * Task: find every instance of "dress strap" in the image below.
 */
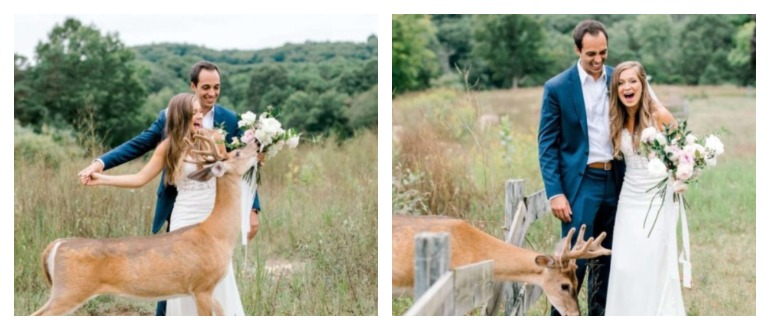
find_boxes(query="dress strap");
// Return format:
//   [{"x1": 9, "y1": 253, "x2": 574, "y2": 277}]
[{"x1": 678, "y1": 200, "x2": 692, "y2": 288}]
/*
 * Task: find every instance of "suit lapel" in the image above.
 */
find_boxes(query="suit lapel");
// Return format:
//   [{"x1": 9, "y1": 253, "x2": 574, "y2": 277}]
[
  {"x1": 569, "y1": 65, "x2": 588, "y2": 138},
  {"x1": 213, "y1": 104, "x2": 223, "y2": 127}
]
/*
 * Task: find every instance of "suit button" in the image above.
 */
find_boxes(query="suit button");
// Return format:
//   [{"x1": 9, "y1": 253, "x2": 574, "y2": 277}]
[
  {"x1": 579, "y1": 172, "x2": 583, "y2": 177},
  {"x1": 585, "y1": 151, "x2": 589, "y2": 155}
]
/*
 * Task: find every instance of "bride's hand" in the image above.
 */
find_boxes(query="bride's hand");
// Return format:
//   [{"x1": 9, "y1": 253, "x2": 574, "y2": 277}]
[{"x1": 86, "y1": 172, "x2": 106, "y2": 186}]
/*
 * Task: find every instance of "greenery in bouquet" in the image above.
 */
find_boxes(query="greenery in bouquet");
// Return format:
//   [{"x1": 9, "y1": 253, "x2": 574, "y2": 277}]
[{"x1": 638, "y1": 120, "x2": 724, "y2": 237}]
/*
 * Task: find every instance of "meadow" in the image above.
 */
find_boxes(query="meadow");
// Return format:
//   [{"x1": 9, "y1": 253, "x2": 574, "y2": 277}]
[
  {"x1": 14, "y1": 128, "x2": 378, "y2": 315},
  {"x1": 392, "y1": 85, "x2": 756, "y2": 316}
]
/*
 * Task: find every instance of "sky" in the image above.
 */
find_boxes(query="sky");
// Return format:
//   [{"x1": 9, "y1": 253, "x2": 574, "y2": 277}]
[{"x1": 14, "y1": 14, "x2": 378, "y2": 60}]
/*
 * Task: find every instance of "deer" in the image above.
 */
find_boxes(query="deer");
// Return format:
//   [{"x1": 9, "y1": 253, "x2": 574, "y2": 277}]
[
  {"x1": 31, "y1": 135, "x2": 257, "y2": 316},
  {"x1": 392, "y1": 215, "x2": 611, "y2": 316}
]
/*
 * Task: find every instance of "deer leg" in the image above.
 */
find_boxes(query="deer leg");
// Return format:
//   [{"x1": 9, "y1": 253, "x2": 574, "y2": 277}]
[
  {"x1": 31, "y1": 288, "x2": 94, "y2": 316},
  {"x1": 193, "y1": 290, "x2": 216, "y2": 316},
  {"x1": 212, "y1": 298, "x2": 224, "y2": 316}
]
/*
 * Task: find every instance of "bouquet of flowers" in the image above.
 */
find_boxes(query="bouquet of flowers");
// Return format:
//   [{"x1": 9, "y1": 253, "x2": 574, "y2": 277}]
[
  {"x1": 222, "y1": 107, "x2": 300, "y2": 185},
  {"x1": 639, "y1": 120, "x2": 724, "y2": 237}
]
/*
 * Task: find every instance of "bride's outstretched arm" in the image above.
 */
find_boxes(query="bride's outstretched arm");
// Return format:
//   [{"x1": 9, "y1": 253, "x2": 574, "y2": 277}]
[{"x1": 87, "y1": 140, "x2": 168, "y2": 188}]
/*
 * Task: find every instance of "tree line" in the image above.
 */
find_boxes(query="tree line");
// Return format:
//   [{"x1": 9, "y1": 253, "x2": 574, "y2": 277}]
[
  {"x1": 392, "y1": 14, "x2": 756, "y2": 94},
  {"x1": 15, "y1": 18, "x2": 378, "y2": 148}
]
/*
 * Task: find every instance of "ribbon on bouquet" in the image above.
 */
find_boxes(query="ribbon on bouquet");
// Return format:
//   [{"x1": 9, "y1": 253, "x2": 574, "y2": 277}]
[
  {"x1": 677, "y1": 200, "x2": 693, "y2": 288},
  {"x1": 239, "y1": 166, "x2": 259, "y2": 266}
]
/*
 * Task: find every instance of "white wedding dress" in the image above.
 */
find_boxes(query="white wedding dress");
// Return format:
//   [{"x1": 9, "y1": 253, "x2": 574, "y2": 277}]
[
  {"x1": 164, "y1": 161, "x2": 250, "y2": 316},
  {"x1": 605, "y1": 128, "x2": 686, "y2": 316}
]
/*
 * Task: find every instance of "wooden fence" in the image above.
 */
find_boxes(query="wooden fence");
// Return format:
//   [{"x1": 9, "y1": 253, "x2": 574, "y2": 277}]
[
  {"x1": 403, "y1": 179, "x2": 550, "y2": 316},
  {"x1": 405, "y1": 232, "x2": 494, "y2": 316}
]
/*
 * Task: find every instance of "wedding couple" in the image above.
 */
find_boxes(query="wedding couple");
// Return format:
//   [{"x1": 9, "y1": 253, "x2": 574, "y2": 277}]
[
  {"x1": 538, "y1": 20, "x2": 686, "y2": 316},
  {"x1": 77, "y1": 61, "x2": 260, "y2": 316}
]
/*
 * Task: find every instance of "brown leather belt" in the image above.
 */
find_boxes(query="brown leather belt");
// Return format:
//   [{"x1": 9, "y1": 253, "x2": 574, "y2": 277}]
[{"x1": 587, "y1": 161, "x2": 612, "y2": 170}]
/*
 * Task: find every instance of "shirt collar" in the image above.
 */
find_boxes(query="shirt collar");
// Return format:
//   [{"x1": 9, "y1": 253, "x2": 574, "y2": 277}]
[{"x1": 576, "y1": 60, "x2": 606, "y2": 84}]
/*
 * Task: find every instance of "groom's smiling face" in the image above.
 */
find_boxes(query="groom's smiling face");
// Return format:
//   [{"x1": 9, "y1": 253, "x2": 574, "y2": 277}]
[
  {"x1": 575, "y1": 32, "x2": 608, "y2": 79},
  {"x1": 191, "y1": 69, "x2": 221, "y2": 114}
]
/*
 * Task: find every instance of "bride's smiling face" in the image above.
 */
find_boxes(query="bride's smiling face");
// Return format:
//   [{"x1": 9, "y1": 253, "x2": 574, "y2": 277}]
[
  {"x1": 191, "y1": 99, "x2": 203, "y2": 131},
  {"x1": 617, "y1": 68, "x2": 643, "y2": 110}
]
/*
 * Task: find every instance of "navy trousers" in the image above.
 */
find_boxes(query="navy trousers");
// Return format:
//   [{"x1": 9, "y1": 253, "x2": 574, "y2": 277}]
[
  {"x1": 551, "y1": 167, "x2": 619, "y2": 316},
  {"x1": 156, "y1": 301, "x2": 166, "y2": 316}
]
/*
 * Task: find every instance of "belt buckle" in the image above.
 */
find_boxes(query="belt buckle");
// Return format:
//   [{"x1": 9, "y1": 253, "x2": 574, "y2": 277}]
[{"x1": 603, "y1": 162, "x2": 611, "y2": 170}]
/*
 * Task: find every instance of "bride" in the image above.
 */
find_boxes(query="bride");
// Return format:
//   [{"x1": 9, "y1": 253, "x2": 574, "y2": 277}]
[
  {"x1": 604, "y1": 61, "x2": 687, "y2": 315},
  {"x1": 87, "y1": 93, "x2": 258, "y2": 315}
]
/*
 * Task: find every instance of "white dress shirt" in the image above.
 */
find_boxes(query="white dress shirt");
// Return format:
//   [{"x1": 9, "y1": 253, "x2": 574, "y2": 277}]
[
  {"x1": 576, "y1": 61, "x2": 613, "y2": 164},
  {"x1": 202, "y1": 106, "x2": 215, "y2": 129}
]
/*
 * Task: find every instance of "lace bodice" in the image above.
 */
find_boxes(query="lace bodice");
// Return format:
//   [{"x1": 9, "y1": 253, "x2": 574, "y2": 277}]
[
  {"x1": 175, "y1": 161, "x2": 216, "y2": 192},
  {"x1": 620, "y1": 128, "x2": 650, "y2": 170}
]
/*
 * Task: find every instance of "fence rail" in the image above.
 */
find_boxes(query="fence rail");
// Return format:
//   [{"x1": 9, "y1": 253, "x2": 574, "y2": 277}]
[{"x1": 403, "y1": 179, "x2": 550, "y2": 316}]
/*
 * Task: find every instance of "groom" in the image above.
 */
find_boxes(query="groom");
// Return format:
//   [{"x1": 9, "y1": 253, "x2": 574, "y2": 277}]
[
  {"x1": 537, "y1": 20, "x2": 624, "y2": 316},
  {"x1": 77, "y1": 60, "x2": 262, "y2": 316}
]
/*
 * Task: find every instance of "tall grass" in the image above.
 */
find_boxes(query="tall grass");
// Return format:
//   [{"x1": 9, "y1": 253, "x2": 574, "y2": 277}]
[
  {"x1": 392, "y1": 85, "x2": 755, "y2": 315},
  {"x1": 14, "y1": 130, "x2": 378, "y2": 315}
]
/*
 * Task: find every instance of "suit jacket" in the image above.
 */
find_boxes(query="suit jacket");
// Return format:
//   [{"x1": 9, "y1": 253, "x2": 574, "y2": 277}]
[
  {"x1": 538, "y1": 64, "x2": 625, "y2": 205},
  {"x1": 100, "y1": 104, "x2": 261, "y2": 234}
]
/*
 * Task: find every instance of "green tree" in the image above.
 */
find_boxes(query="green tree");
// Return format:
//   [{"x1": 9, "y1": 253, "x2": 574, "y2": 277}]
[
  {"x1": 344, "y1": 85, "x2": 378, "y2": 131},
  {"x1": 392, "y1": 15, "x2": 440, "y2": 94},
  {"x1": 282, "y1": 90, "x2": 350, "y2": 135},
  {"x1": 25, "y1": 18, "x2": 146, "y2": 147},
  {"x1": 678, "y1": 15, "x2": 735, "y2": 85},
  {"x1": 471, "y1": 15, "x2": 549, "y2": 88},
  {"x1": 728, "y1": 20, "x2": 756, "y2": 85},
  {"x1": 247, "y1": 63, "x2": 291, "y2": 110},
  {"x1": 431, "y1": 15, "x2": 473, "y2": 74}
]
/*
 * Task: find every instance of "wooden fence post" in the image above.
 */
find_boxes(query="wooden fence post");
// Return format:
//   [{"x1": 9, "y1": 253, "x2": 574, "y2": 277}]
[
  {"x1": 491, "y1": 179, "x2": 550, "y2": 316},
  {"x1": 414, "y1": 232, "x2": 450, "y2": 301}
]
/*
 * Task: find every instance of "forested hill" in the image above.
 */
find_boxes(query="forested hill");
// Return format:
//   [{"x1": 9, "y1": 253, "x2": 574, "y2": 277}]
[
  {"x1": 14, "y1": 17, "x2": 378, "y2": 147},
  {"x1": 134, "y1": 40, "x2": 379, "y2": 141}
]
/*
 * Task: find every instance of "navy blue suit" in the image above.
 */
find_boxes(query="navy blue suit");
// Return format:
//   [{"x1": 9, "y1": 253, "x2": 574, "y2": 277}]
[
  {"x1": 99, "y1": 104, "x2": 260, "y2": 315},
  {"x1": 538, "y1": 64, "x2": 624, "y2": 315}
]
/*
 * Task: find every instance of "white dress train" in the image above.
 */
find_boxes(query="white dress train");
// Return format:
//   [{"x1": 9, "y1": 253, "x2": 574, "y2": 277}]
[
  {"x1": 605, "y1": 128, "x2": 686, "y2": 316},
  {"x1": 164, "y1": 161, "x2": 251, "y2": 316}
]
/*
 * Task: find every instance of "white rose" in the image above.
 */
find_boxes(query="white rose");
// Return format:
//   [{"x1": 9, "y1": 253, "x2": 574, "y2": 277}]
[
  {"x1": 665, "y1": 145, "x2": 681, "y2": 161},
  {"x1": 648, "y1": 157, "x2": 667, "y2": 177},
  {"x1": 673, "y1": 180, "x2": 688, "y2": 193},
  {"x1": 683, "y1": 144, "x2": 705, "y2": 161},
  {"x1": 654, "y1": 133, "x2": 667, "y2": 146},
  {"x1": 685, "y1": 134, "x2": 697, "y2": 145},
  {"x1": 705, "y1": 156, "x2": 717, "y2": 167},
  {"x1": 676, "y1": 163, "x2": 694, "y2": 181},
  {"x1": 287, "y1": 136, "x2": 300, "y2": 148},
  {"x1": 705, "y1": 135, "x2": 724, "y2": 156},
  {"x1": 241, "y1": 111, "x2": 257, "y2": 126},
  {"x1": 641, "y1": 127, "x2": 657, "y2": 143}
]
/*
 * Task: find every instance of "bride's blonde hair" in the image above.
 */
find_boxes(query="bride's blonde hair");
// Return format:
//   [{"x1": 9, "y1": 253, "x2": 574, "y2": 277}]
[
  {"x1": 164, "y1": 93, "x2": 196, "y2": 185},
  {"x1": 609, "y1": 61, "x2": 655, "y2": 159}
]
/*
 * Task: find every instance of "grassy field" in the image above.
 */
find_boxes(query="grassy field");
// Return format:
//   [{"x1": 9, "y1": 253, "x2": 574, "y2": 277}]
[
  {"x1": 392, "y1": 85, "x2": 756, "y2": 316},
  {"x1": 14, "y1": 130, "x2": 378, "y2": 315}
]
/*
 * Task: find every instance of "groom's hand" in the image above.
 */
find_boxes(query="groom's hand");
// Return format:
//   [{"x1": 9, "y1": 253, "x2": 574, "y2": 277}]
[
  {"x1": 550, "y1": 195, "x2": 572, "y2": 223},
  {"x1": 78, "y1": 161, "x2": 104, "y2": 185},
  {"x1": 247, "y1": 210, "x2": 260, "y2": 241}
]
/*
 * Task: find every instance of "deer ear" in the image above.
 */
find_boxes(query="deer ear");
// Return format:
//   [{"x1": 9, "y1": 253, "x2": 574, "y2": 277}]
[
  {"x1": 187, "y1": 161, "x2": 227, "y2": 181},
  {"x1": 535, "y1": 255, "x2": 556, "y2": 268},
  {"x1": 209, "y1": 162, "x2": 228, "y2": 177}
]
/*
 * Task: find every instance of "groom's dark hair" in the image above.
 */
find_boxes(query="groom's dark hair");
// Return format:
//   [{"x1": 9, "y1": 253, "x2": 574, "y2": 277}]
[
  {"x1": 190, "y1": 61, "x2": 221, "y2": 86},
  {"x1": 573, "y1": 20, "x2": 608, "y2": 51}
]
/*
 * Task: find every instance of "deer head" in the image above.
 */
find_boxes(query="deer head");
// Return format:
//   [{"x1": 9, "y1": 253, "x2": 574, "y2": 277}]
[
  {"x1": 186, "y1": 133, "x2": 258, "y2": 182},
  {"x1": 533, "y1": 224, "x2": 610, "y2": 316}
]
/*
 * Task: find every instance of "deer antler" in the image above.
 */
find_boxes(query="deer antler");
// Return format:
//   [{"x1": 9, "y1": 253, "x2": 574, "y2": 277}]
[
  {"x1": 557, "y1": 224, "x2": 611, "y2": 263},
  {"x1": 185, "y1": 133, "x2": 225, "y2": 164}
]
